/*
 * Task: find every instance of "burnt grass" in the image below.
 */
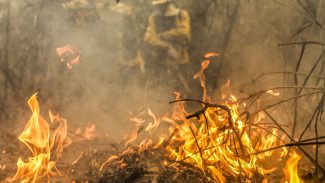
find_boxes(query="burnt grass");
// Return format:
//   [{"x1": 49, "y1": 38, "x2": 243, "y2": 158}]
[
  {"x1": 0, "y1": 135, "x2": 313, "y2": 182},
  {"x1": 68, "y1": 141, "x2": 271, "y2": 183},
  {"x1": 69, "y1": 145, "x2": 212, "y2": 183}
]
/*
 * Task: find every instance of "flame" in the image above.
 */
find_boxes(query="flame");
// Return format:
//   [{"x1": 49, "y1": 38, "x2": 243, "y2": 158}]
[
  {"x1": 259, "y1": 135, "x2": 276, "y2": 158},
  {"x1": 284, "y1": 151, "x2": 304, "y2": 183},
  {"x1": 75, "y1": 123, "x2": 98, "y2": 141},
  {"x1": 204, "y1": 52, "x2": 220, "y2": 59},
  {"x1": 165, "y1": 95, "x2": 263, "y2": 180},
  {"x1": 194, "y1": 59, "x2": 212, "y2": 102},
  {"x1": 110, "y1": 53, "x2": 293, "y2": 182},
  {"x1": 221, "y1": 79, "x2": 231, "y2": 100},
  {"x1": 170, "y1": 92, "x2": 188, "y2": 121},
  {"x1": 7, "y1": 93, "x2": 71, "y2": 182},
  {"x1": 56, "y1": 44, "x2": 80, "y2": 69},
  {"x1": 124, "y1": 126, "x2": 145, "y2": 147},
  {"x1": 99, "y1": 155, "x2": 119, "y2": 172},
  {"x1": 162, "y1": 56, "x2": 291, "y2": 181},
  {"x1": 266, "y1": 90, "x2": 280, "y2": 96},
  {"x1": 145, "y1": 108, "x2": 161, "y2": 132}
]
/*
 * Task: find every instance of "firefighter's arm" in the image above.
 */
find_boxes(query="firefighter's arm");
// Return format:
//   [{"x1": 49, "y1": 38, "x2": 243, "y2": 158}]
[
  {"x1": 144, "y1": 15, "x2": 170, "y2": 49},
  {"x1": 160, "y1": 11, "x2": 191, "y2": 43}
]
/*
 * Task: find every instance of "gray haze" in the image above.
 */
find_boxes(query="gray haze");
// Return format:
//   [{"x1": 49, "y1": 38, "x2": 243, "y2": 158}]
[{"x1": 0, "y1": 0, "x2": 324, "y2": 143}]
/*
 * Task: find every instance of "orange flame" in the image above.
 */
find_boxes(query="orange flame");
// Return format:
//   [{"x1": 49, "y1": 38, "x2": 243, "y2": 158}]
[
  {"x1": 165, "y1": 95, "x2": 263, "y2": 180},
  {"x1": 194, "y1": 60, "x2": 212, "y2": 102},
  {"x1": 204, "y1": 52, "x2": 220, "y2": 59},
  {"x1": 266, "y1": 90, "x2": 280, "y2": 96},
  {"x1": 75, "y1": 123, "x2": 98, "y2": 141},
  {"x1": 7, "y1": 93, "x2": 71, "y2": 182},
  {"x1": 112, "y1": 53, "x2": 292, "y2": 182}
]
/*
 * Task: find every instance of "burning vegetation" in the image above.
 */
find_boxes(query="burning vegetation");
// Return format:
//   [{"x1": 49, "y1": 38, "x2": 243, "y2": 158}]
[
  {"x1": 5, "y1": 94, "x2": 71, "y2": 182},
  {"x1": 92, "y1": 55, "x2": 309, "y2": 183},
  {"x1": 0, "y1": 0, "x2": 325, "y2": 183}
]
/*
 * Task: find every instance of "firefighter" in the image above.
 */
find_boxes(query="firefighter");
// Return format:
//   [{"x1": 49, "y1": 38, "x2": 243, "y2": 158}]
[
  {"x1": 108, "y1": 3, "x2": 137, "y2": 67},
  {"x1": 144, "y1": 0, "x2": 191, "y2": 94}
]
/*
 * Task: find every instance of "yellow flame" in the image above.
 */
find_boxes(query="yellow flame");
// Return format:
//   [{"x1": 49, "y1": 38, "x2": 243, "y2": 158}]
[
  {"x1": 112, "y1": 54, "x2": 291, "y2": 182},
  {"x1": 284, "y1": 151, "x2": 304, "y2": 183},
  {"x1": 266, "y1": 90, "x2": 280, "y2": 96},
  {"x1": 7, "y1": 93, "x2": 71, "y2": 182}
]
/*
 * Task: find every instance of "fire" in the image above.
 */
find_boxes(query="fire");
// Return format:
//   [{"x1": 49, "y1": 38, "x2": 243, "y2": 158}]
[
  {"x1": 56, "y1": 44, "x2": 80, "y2": 69},
  {"x1": 256, "y1": 129, "x2": 279, "y2": 159},
  {"x1": 221, "y1": 79, "x2": 231, "y2": 100},
  {"x1": 193, "y1": 59, "x2": 212, "y2": 102},
  {"x1": 266, "y1": 90, "x2": 280, "y2": 96},
  {"x1": 165, "y1": 95, "x2": 262, "y2": 181},
  {"x1": 284, "y1": 151, "x2": 304, "y2": 183},
  {"x1": 162, "y1": 54, "x2": 261, "y2": 180},
  {"x1": 100, "y1": 53, "x2": 298, "y2": 182},
  {"x1": 161, "y1": 54, "x2": 291, "y2": 181},
  {"x1": 75, "y1": 123, "x2": 98, "y2": 141},
  {"x1": 6, "y1": 93, "x2": 71, "y2": 182}
]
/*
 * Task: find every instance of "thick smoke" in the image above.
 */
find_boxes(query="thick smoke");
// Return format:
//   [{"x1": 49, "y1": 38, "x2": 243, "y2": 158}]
[{"x1": 0, "y1": 0, "x2": 324, "y2": 144}]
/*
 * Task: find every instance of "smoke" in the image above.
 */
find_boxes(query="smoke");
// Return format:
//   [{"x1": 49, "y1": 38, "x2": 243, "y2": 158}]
[{"x1": 0, "y1": 0, "x2": 324, "y2": 143}]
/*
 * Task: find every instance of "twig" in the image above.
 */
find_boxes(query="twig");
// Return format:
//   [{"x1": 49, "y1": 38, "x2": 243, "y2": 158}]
[
  {"x1": 169, "y1": 99, "x2": 207, "y2": 105},
  {"x1": 177, "y1": 132, "x2": 229, "y2": 162},
  {"x1": 248, "y1": 124, "x2": 284, "y2": 142},
  {"x1": 252, "y1": 71, "x2": 325, "y2": 82},
  {"x1": 251, "y1": 90, "x2": 324, "y2": 116},
  {"x1": 298, "y1": 97, "x2": 323, "y2": 141},
  {"x1": 232, "y1": 133, "x2": 242, "y2": 180},
  {"x1": 248, "y1": 141, "x2": 325, "y2": 156},
  {"x1": 292, "y1": 44, "x2": 306, "y2": 140},
  {"x1": 189, "y1": 126, "x2": 205, "y2": 168},
  {"x1": 240, "y1": 85, "x2": 324, "y2": 105},
  {"x1": 265, "y1": 110, "x2": 325, "y2": 172},
  {"x1": 3, "y1": 0, "x2": 11, "y2": 120},
  {"x1": 186, "y1": 103, "x2": 246, "y2": 157},
  {"x1": 264, "y1": 111, "x2": 291, "y2": 140},
  {"x1": 298, "y1": 51, "x2": 325, "y2": 95},
  {"x1": 278, "y1": 41, "x2": 325, "y2": 46},
  {"x1": 314, "y1": 92, "x2": 324, "y2": 175},
  {"x1": 296, "y1": 0, "x2": 323, "y2": 28}
]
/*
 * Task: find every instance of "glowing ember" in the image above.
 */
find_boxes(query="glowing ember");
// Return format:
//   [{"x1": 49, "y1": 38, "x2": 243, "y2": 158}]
[{"x1": 6, "y1": 93, "x2": 71, "y2": 182}]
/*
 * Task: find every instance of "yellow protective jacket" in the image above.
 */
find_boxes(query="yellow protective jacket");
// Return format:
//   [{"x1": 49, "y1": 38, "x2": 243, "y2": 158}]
[{"x1": 144, "y1": 9, "x2": 191, "y2": 64}]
